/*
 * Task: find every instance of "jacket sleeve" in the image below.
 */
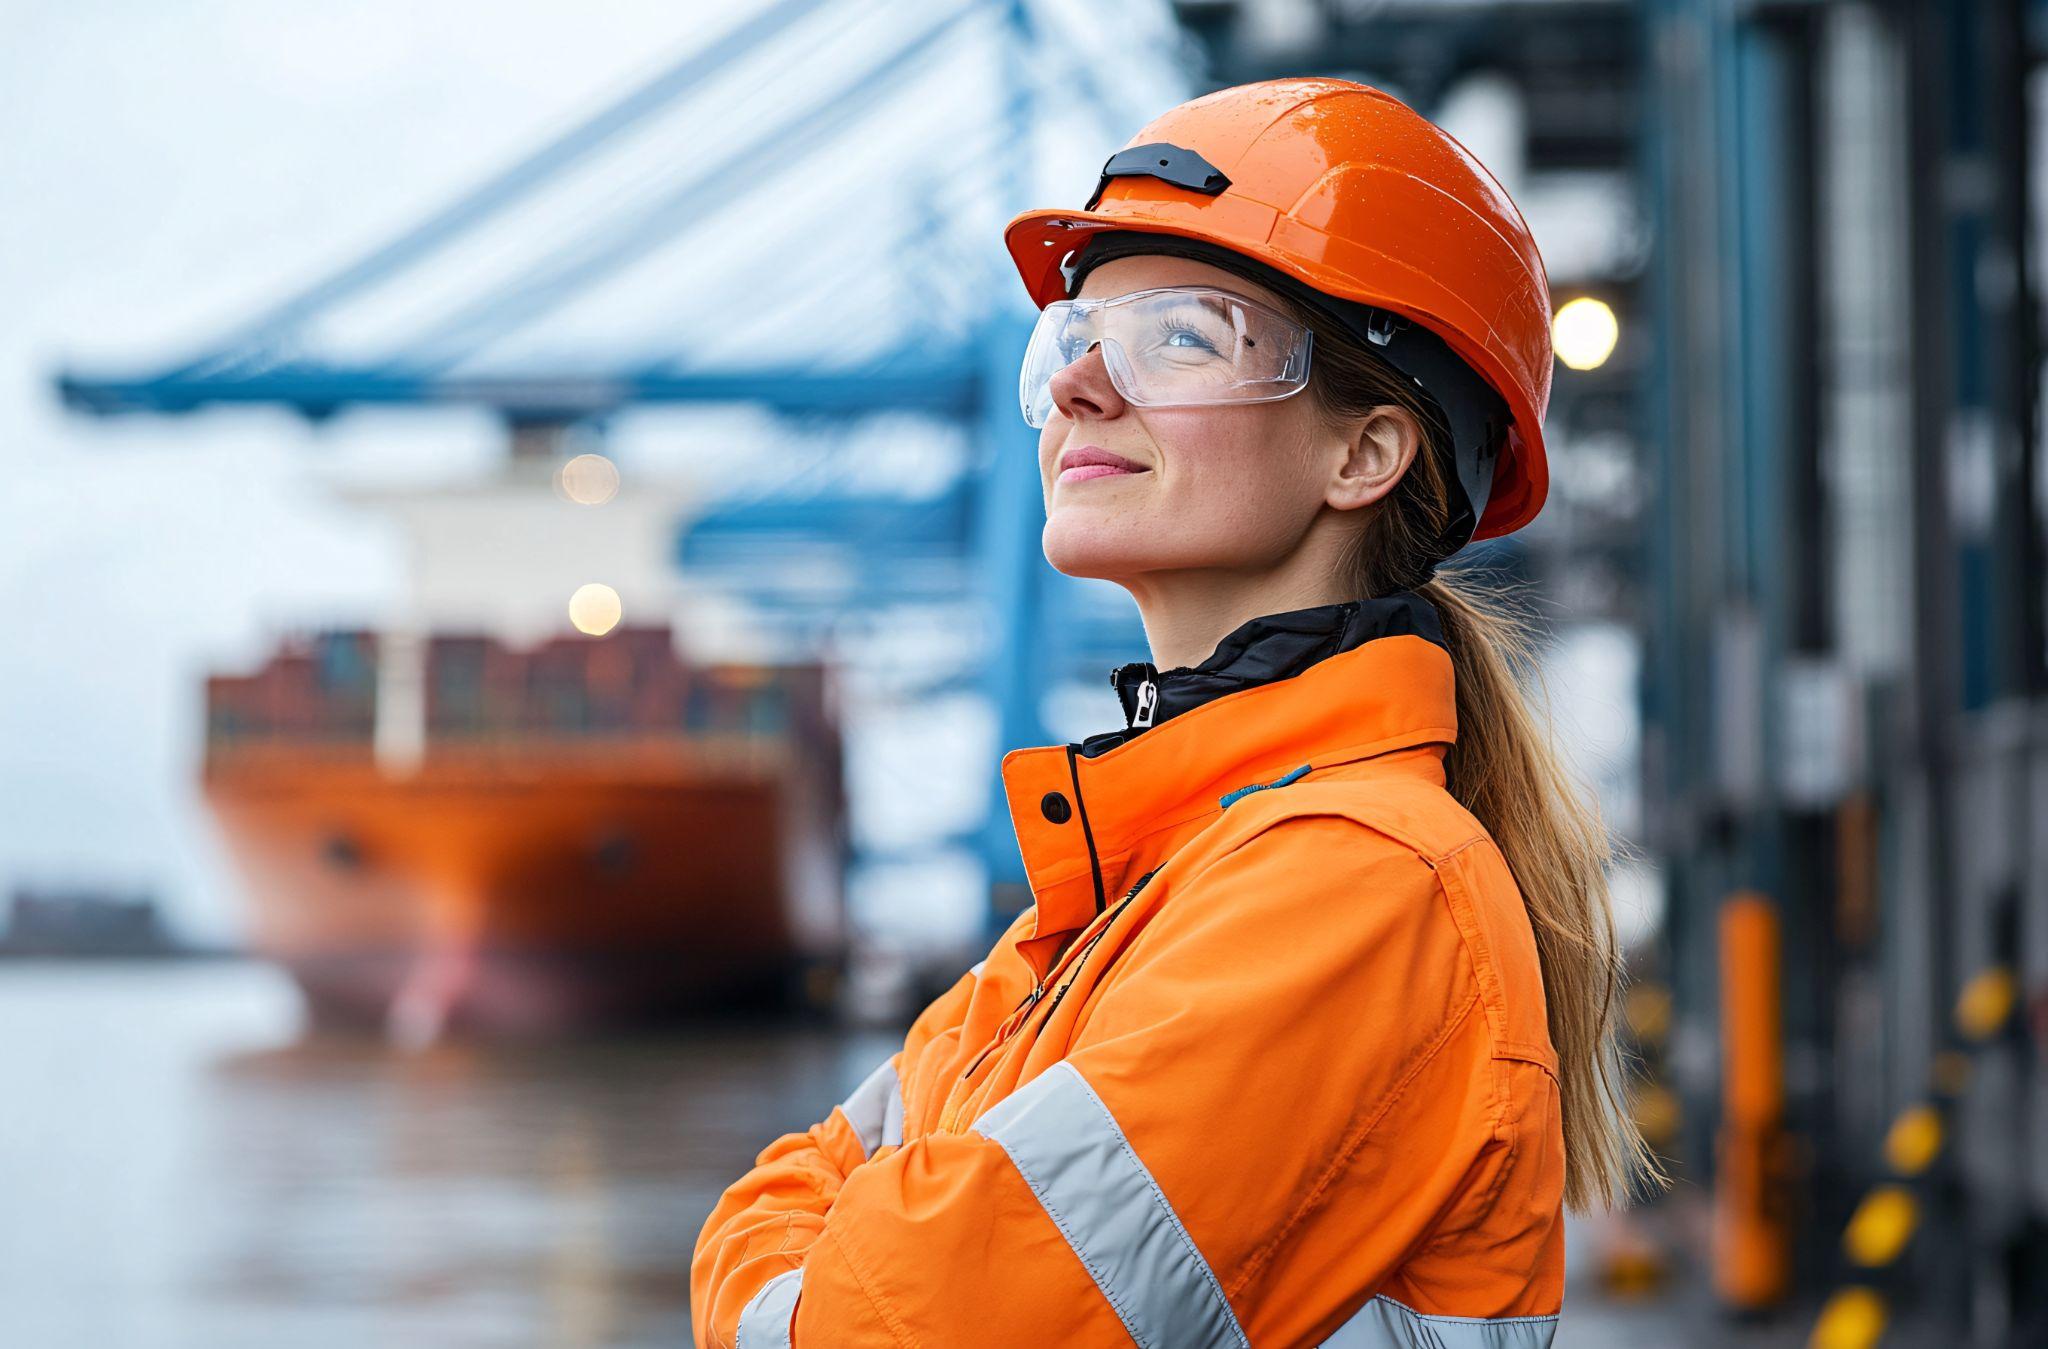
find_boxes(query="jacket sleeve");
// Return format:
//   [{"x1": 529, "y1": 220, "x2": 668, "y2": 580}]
[
  {"x1": 690, "y1": 962, "x2": 984, "y2": 1349},
  {"x1": 761, "y1": 814, "x2": 1512, "y2": 1348}
]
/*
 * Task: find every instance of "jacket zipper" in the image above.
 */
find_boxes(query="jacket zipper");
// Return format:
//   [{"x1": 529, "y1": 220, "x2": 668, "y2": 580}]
[{"x1": 957, "y1": 866, "x2": 1161, "y2": 1083}]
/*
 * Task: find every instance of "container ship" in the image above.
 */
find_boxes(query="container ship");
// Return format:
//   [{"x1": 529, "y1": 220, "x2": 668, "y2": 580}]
[{"x1": 200, "y1": 623, "x2": 849, "y2": 1041}]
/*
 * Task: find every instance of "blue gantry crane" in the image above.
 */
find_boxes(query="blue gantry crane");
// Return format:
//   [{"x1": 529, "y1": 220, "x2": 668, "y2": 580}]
[{"x1": 54, "y1": 0, "x2": 1192, "y2": 946}]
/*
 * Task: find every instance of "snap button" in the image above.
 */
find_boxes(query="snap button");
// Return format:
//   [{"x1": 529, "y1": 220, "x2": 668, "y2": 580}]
[{"x1": 1039, "y1": 791, "x2": 1073, "y2": 824}]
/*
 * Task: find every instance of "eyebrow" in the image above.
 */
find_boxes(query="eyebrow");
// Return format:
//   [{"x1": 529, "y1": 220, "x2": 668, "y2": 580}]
[
  {"x1": 1067, "y1": 288, "x2": 1245, "y2": 330},
  {"x1": 1157, "y1": 291, "x2": 1236, "y2": 320}
]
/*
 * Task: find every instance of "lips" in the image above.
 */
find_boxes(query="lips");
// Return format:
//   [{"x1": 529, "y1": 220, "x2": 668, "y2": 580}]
[{"x1": 1058, "y1": 445, "x2": 1149, "y2": 475}]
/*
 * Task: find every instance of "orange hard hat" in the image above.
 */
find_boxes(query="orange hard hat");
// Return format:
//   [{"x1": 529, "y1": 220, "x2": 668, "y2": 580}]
[{"x1": 1005, "y1": 76, "x2": 1554, "y2": 544}]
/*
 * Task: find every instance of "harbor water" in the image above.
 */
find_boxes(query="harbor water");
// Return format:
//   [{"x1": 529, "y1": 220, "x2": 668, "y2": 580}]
[{"x1": 0, "y1": 959, "x2": 895, "y2": 1347}]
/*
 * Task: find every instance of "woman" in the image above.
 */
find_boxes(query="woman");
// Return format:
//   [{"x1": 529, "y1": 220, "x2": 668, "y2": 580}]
[{"x1": 692, "y1": 76, "x2": 1658, "y2": 1348}]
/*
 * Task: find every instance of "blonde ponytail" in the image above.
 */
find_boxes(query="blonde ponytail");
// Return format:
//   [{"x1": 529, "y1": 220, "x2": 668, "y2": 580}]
[{"x1": 1420, "y1": 570, "x2": 1665, "y2": 1211}]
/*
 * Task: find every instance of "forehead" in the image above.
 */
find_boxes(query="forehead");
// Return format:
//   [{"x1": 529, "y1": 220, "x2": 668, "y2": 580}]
[{"x1": 1072, "y1": 252, "x2": 1291, "y2": 313}]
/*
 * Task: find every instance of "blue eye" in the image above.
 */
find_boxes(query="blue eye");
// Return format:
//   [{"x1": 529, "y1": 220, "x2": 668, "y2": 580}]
[{"x1": 1162, "y1": 325, "x2": 1217, "y2": 352}]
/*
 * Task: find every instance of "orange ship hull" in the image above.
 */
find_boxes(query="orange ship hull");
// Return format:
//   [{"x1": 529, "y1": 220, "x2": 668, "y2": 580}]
[{"x1": 203, "y1": 740, "x2": 846, "y2": 1038}]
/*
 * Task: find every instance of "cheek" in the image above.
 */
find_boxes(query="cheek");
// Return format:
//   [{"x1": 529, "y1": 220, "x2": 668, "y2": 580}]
[
  {"x1": 1038, "y1": 404, "x2": 1325, "y2": 577},
  {"x1": 1149, "y1": 408, "x2": 1318, "y2": 529}
]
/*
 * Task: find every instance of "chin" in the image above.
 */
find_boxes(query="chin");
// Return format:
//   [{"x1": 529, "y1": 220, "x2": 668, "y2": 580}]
[{"x1": 1040, "y1": 518, "x2": 1160, "y2": 580}]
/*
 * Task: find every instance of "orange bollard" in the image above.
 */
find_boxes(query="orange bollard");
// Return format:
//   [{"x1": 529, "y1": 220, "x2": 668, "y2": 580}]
[{"x1": 1713, "y1": 890, "x2": 1791, "y2": 1309}]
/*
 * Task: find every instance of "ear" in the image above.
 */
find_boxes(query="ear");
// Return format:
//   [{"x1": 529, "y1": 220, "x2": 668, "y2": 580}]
[{"x1": 1325, "y1": 405, "x2": 1421, "y2": 512}]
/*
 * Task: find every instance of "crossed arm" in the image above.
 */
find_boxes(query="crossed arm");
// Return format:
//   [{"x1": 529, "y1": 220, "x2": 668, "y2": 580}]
[{"x1": 690, "y1": 957, "x2": 983, "y2": 1348}]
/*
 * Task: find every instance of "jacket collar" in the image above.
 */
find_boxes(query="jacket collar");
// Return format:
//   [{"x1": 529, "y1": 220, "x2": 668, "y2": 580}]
[
  {"x1": 997, "y1": 593, "x2": 1457, "y2": 974},
  {"x1": 1082, "y1": 592, "x2": 1448, "y2": 757}
]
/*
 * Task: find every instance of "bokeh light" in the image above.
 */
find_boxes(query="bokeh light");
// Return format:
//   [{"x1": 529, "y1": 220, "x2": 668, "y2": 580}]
[
  {"x1": 558, "y1": 453, "x2": 620, "y2": 506},
  {"x1": 1553, "y1": 296, "x2": 1620, "y2": 371},
  {"x1": 568, "y1": 582, "x2": 622, "y2": 635}
]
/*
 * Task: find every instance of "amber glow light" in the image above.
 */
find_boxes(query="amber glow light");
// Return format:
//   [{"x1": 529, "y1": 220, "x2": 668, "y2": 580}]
[{"x1": 1553, "y1": 297, "x2": 1619, "y2": 371}]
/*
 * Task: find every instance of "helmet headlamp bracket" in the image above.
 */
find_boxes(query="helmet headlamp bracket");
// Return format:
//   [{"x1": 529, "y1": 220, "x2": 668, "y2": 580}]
[{"x1": 1084, "y1": 142, "x2": 1232, "y2": 212}]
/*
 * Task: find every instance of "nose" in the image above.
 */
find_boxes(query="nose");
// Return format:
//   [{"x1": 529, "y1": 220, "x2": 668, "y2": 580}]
[{"x1": 1047, "y1": 342, "x2": 1127, "y2": 424}]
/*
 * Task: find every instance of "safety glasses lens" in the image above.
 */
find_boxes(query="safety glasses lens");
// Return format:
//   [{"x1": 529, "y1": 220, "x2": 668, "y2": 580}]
[{"x1": 1018, "y1": 286, "x2": 1311, "y2": 428}]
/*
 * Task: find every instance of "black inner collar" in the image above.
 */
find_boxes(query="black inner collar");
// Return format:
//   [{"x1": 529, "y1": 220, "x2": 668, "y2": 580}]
[{"x1": 1073, "y1": 591, "x2": 1446, "y2": 759}]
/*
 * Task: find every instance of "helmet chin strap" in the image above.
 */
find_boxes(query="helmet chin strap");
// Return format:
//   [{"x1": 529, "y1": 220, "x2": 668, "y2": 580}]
[{"x1": 1062, "y1": 230, "x2": 1508, "y2": 561}]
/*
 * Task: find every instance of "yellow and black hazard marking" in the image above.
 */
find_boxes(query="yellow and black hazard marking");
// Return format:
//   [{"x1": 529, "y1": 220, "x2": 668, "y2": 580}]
[{"x1": 1804, "y1": 964, "x2": 2021, "y2": 1349}]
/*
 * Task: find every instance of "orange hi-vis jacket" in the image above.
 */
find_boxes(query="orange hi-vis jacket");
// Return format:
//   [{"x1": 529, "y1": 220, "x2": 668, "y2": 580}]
[{"x1": 692, "y1": 595, "x2": 1566, "y2": 1348}]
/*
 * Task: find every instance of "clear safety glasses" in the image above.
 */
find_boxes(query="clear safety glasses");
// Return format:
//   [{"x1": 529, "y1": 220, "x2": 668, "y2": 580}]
[{"x1": 1019, "y1": 284, "x2": 1314, "y2": 429}]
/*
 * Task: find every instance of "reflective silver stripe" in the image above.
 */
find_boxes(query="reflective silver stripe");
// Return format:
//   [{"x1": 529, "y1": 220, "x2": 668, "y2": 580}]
[
  {"x1": 970, "y1": 1061, "x2": 1250, "y2": 1349},
  {"x1": 970, "y1": 958, "x2": 987, "y2": 976},
  {"x1": 837, "y1": 1055, "x2": 905, "y2": 1157},
  {"x1": 735, "y1": 1267, "x2": 801, "y2": 1349},
  {"x1": 1318, "y1": 1295, "x2": 1558, "y2": 1348}
]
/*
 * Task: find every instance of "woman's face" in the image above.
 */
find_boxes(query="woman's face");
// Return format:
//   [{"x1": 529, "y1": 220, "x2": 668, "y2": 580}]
[{"x1": 1036, "y1": 253, "x2": 1406, "y2": 585}]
